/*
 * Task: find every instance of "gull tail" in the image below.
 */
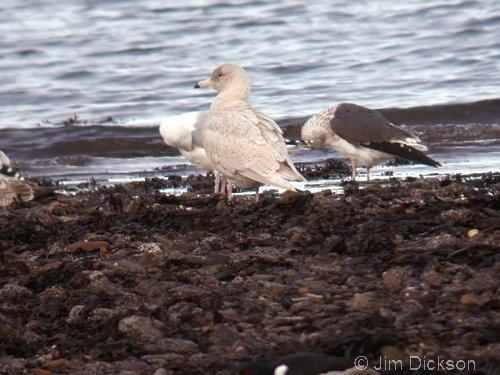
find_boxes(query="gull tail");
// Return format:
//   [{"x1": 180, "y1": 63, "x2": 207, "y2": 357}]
[{"x1": 364, "y1": 141, "x2": 441, "y2": 167}]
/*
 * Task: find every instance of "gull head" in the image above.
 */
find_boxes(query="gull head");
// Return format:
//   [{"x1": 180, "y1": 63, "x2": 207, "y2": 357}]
[
  {"x1": 301, "y1": 123, "x2": 330, "y2": 150},
  {"x1": 194, "y1": 63, "x2": 251, "y2": 102}
]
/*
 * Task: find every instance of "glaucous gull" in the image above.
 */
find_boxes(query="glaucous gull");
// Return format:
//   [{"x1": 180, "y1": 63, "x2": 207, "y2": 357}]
[
  {"x1": 159, "y1": 112, "x2": 225, "y2": 193},
  {"x1": 301, "y1": 103, "x2": 441, "y2": 181},
  {"x1": 194, "y1": 63, "x2": 305, "y2": 201}
]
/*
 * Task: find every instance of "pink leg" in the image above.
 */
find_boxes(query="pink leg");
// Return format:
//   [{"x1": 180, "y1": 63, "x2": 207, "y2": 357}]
[
  {"x1": 227, "y1": 182, "x2": 233, "y2": 201},
  {"x1": 351, "y1": 160, "x2": 357, "y2": 180},
  {"x1": 221, "y1": 175, "x2": 227, "y2": 193},
  {"x1": 254, "y1": 187, "x2": 260, "y2": 202},
  {"x1": 366, "y1": 167, "x2": 371, "y2": 181},
  {"x1": 214, "y1": 171, "x2": 220, "y2": 193}
]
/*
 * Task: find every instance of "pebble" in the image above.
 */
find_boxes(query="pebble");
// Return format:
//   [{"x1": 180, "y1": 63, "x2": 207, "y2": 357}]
[
  {"x1": 460, "y1": 293, "x2": 491, "y2": 305},
  {"x1": 0, "y1": 284, "x2": 33, "y2": 299},
  {"x1": 467, "y1": 228, "x2": 479, "y2": 238},
  {"x1": 118, "y1": 315, "x2": 164, "y2": 346},
  {"x1": 154, "y1": 338, "x2": 199, "y2": 355},
  {"x1": 65, "y1": 241, "x2": 110, "y2": 253},
  {"x1": 382, "y1": 267, "x2": 408, "y2": 290}
]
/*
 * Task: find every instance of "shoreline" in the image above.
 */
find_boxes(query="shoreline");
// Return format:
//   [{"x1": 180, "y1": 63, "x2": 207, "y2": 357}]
[{"x1": 1, "y1": 97, "x2": 500, "y2": 164}]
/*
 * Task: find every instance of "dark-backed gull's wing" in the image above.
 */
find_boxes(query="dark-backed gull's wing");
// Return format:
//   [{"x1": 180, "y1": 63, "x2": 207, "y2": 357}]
[
  {"x1": 330, "y1": 103, "x2": 415, "y2": 146},
  {"x1": 330, "y1": 103, "x2": 440, "y2": 166}
]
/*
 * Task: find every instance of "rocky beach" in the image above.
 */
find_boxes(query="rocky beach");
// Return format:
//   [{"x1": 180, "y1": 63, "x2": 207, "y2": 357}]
[
  {"x1": 2, "y1": 1, "x2": 500, "y2": 373},
  {"x1": 1, "y1": 169, "x2": 499, "y2": 374}
]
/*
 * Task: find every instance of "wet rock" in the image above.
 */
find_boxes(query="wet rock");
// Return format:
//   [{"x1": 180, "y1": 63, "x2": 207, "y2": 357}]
[
  {"x1": 406, "y1": 177, "x2": 441, "y2": 190},
  {"x1": 0, "y1": 313, "x2": 43, "y2": 354},
  {"x1": 141, "y1": 353, "x2": 184, "y2": 368},
  {"x1": 207, "y1": 323, "x2": 242, "y2": 348},
  {"x1": 0, "y1": 359, "x2": 27, "y2": 374},
  {"x1": 247, "y1": 247, "x2": 283, "y2": 262},
  {"x1": 67, "y1": 305, "x2": 86, "y2": 323},
  {"x1": 439, "y1": 208, "x2": 471, "y2": 222},
  {"x1": 118, "y1": 315, "x2": 164, "y2": 347},
  {"x1": 65, "y1": 241, "x2": 110, "y2": 253},
  {"x1": 352, "y1": 292, "x2": 377, "y2": 310},
  {"x1": 0, "y1": 283, "x2": 33, "y2": 299},
  {"x1": 152, "y1": 368, "x2": 173, "y2": 375},
  {"x1": 137, "y1": 242, "x2": 164, "y2": 253},
  {"x1": 382, "y1": 267, "x2": 409, "y2": 291},
  {"x1": 460, "y1": 292, "x2": 492, "y2": 306},
  {"x1": 38, "y1": 285, "x2": 69, "y2": 300},
  {"x1": 83, "y1": 270, "x2": 112, "y2": 291},
  {"x1": 101, "y1": 260, "x2": 147, "y2": 275},
  {"x1": 154, "y1": 338, "x2": 199, "y2": 355},
  {"x1": 137, "y1": 252, "x2": 163, "y2": 269},
  {"x1": 88, "y1": 308, "x2": 121, "y2": 322}
]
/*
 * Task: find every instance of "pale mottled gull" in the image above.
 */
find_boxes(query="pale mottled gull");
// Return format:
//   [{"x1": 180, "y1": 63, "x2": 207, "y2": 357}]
[
  {"x1": 194, "y1": 63, "x2": 305, "y2": 201},
  {"x1": 0, "y1": 150, "x2": 34, "y2": 207},
  {"x1": 1, "y1": 150, "x2": 26, "y2": 180},
  {"x1": 301, "y1": 103, "x2": 441, "y2": 180},
  {"x1": 0, "y1": 176, "x2": 34, "y2": 207},
  {"x1": 159, "y1": 111, "x2": 225, "y2": 193}
]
